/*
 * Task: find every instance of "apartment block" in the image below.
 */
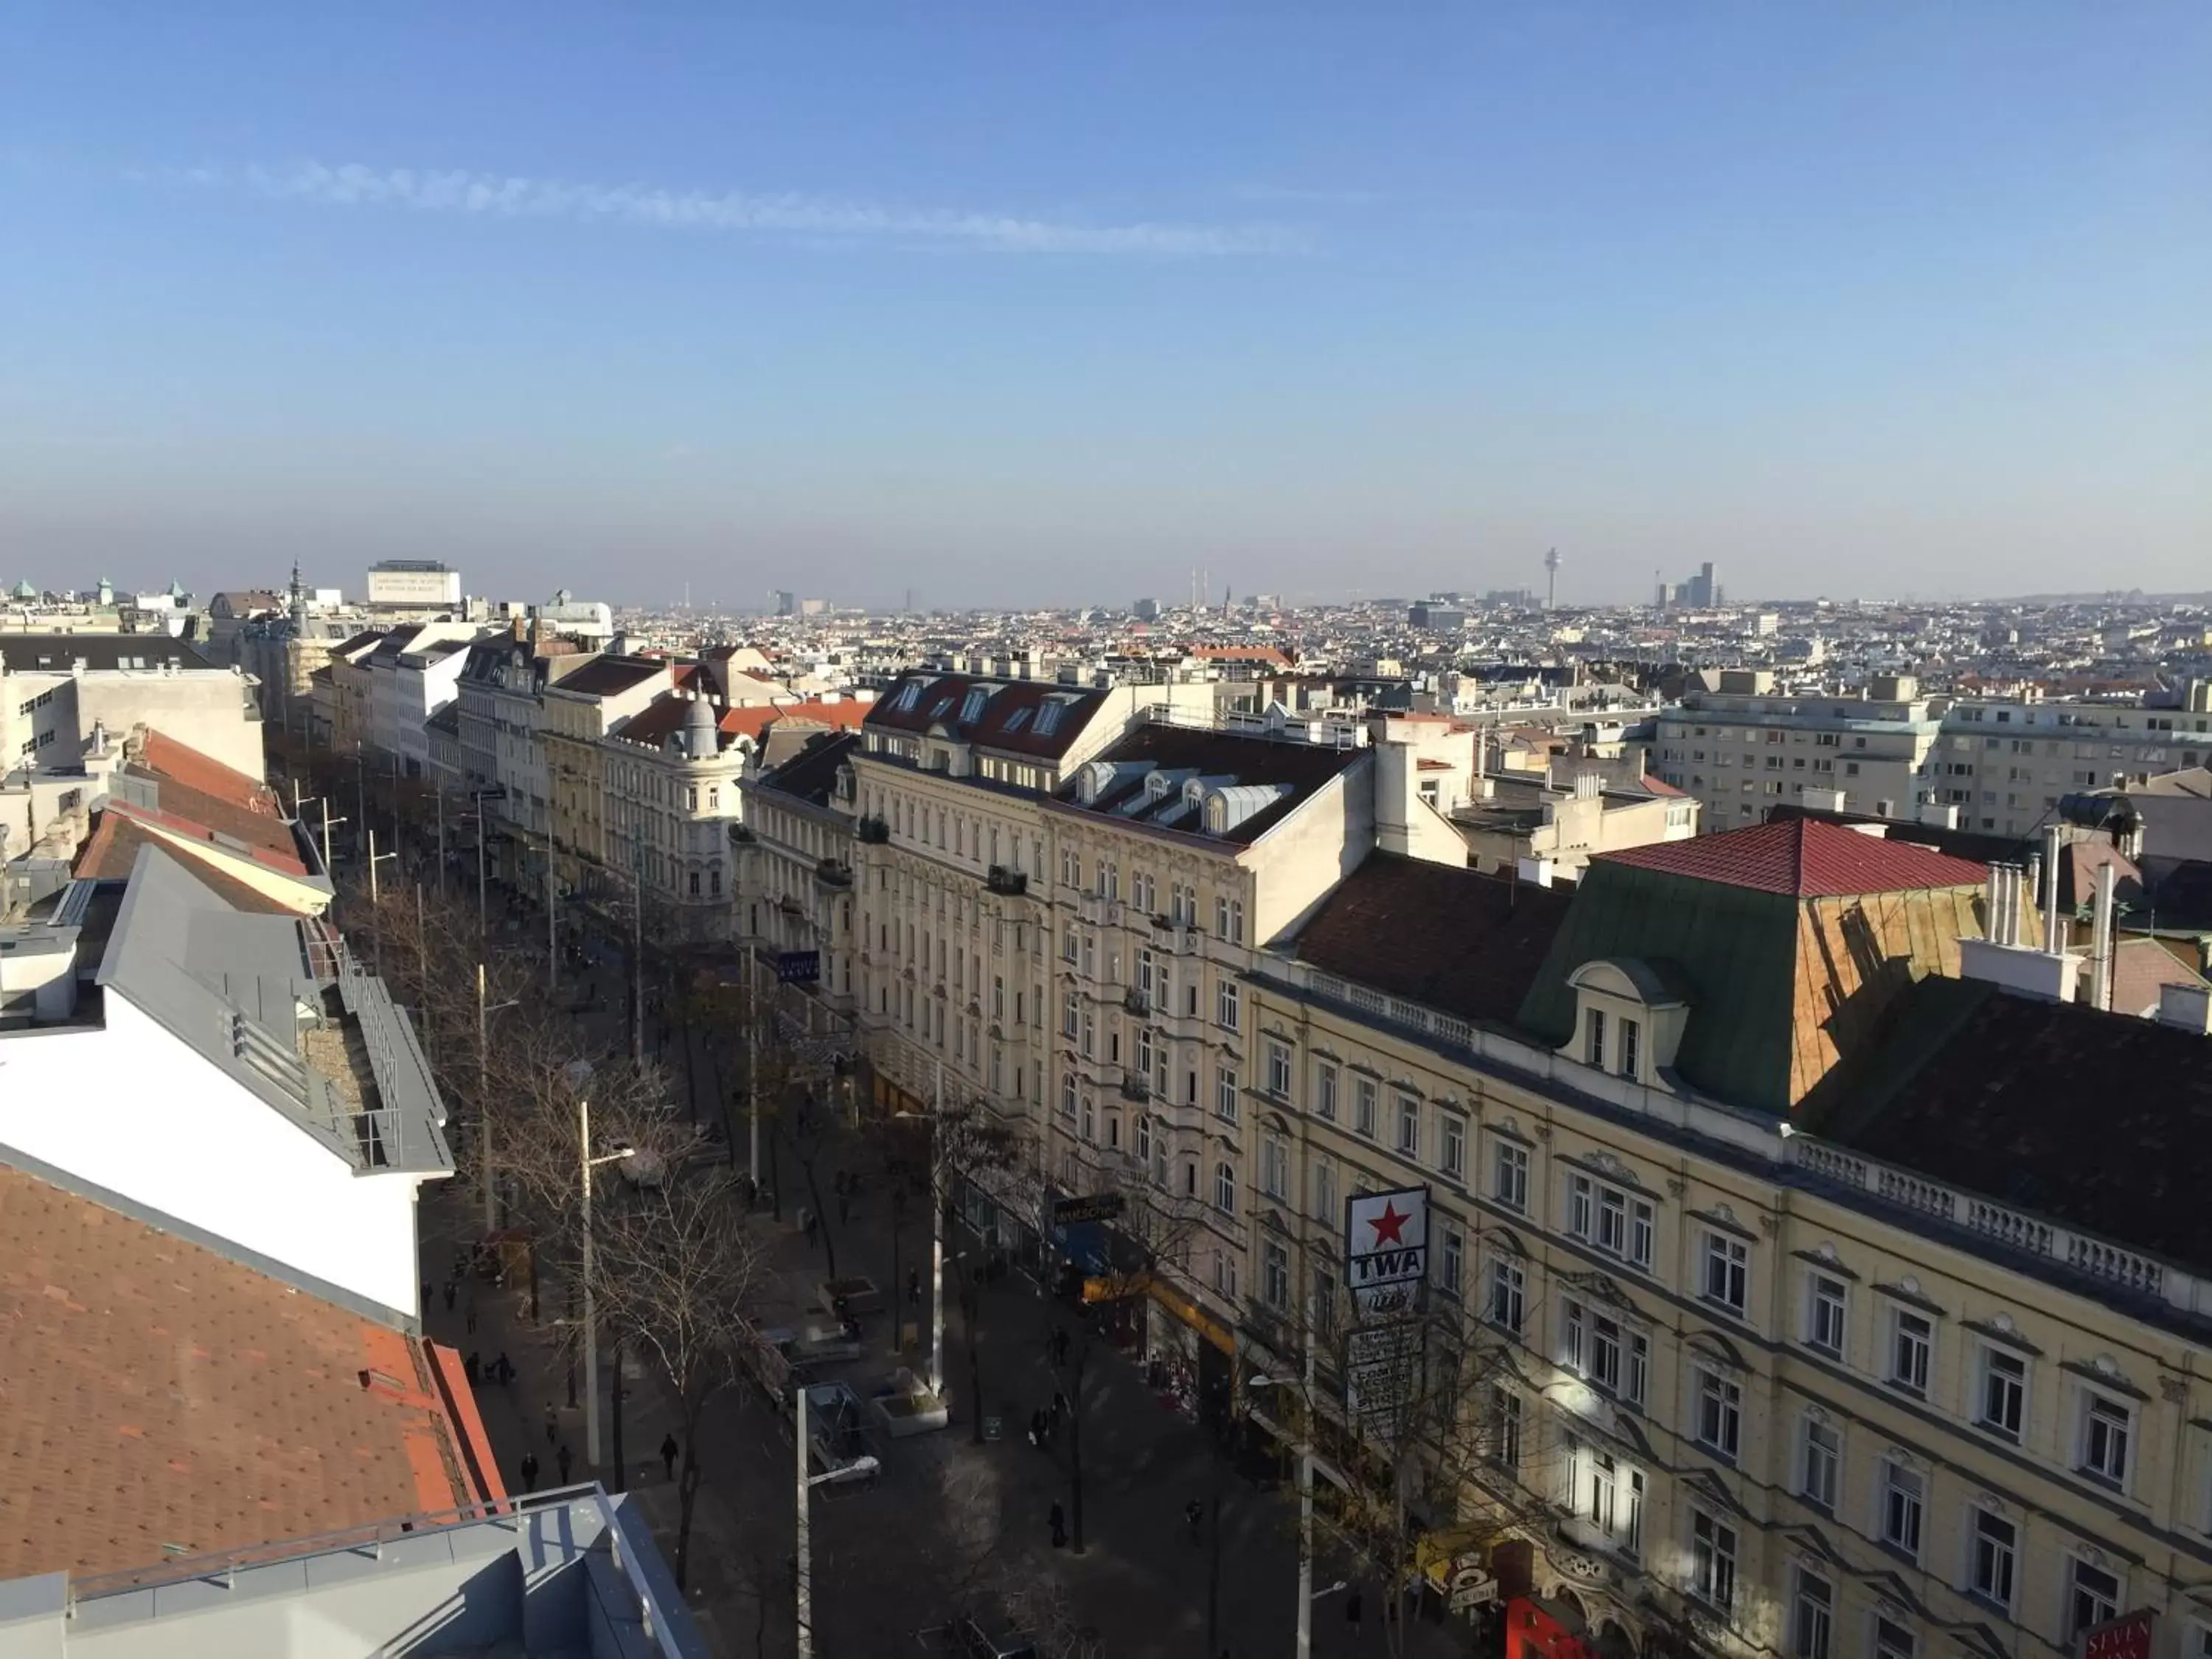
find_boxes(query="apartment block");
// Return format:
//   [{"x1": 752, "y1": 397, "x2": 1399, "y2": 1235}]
[{"x1": 1654, "y1": 675, "x2": 1938, "y2": 831}]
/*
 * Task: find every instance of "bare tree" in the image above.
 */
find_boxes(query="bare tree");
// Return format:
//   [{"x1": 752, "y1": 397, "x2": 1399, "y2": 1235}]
[{"x1": 584, "y1": 1163, "x2": 773, "y2": 1587}]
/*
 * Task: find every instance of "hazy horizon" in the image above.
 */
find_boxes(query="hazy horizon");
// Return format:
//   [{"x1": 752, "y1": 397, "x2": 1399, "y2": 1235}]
[{"x1": 4, "y1": 4, "x2": 2206, "y2": 609}]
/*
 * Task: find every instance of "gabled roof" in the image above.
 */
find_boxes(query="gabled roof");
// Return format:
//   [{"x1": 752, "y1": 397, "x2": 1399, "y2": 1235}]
[
  {"x1": 137, "y1": 731, "x2": 276, "y2": 819},
  {"x1": 1595, "y1": 818, "x2": 1987, "y2": 898},
  {"x1": 0, "y1": 634, "x2": 217, "y2": 673},
  {"x1": 74, "y1": 811, "x2": 307, "y2": 916},
  {"x1": 552, "y1": 654, "x2": 667, "y2": 698},
  {"x1": 613, "y1": 694, "x2": 869, "y2": 755},
  {"x1": 1288, "y1": 853, "x2": 1570, "y2": 1026},
  {"x1": 0, "y1": 1162, "x2": 498, "y2": 1583},
  {"x1": 114, "y1": 734, "x2": 304, "y2": 877},
  {"x1": 1054, "y1": 724, "x2": 1363, "y2": 846},
  {"x1": 754, "y1": 731, "x2": 861, "y2": 811}
]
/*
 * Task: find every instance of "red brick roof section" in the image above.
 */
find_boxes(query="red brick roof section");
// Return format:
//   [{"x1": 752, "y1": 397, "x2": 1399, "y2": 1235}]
[
  {"x1": 74, "y1": 812, "x2": 307, "y2": 914},
  {"x1": 139, "y1": 731, "x2": 279, "y2": 819},
  {"x1": 615, "y1": 695, "x2": 869, "y2": 751},
  {"x1": 1593, "y1": 818, "x2": 1988, "y2": 898},
  {"x1": 0, "y1": 1167, "x2": 492, "y2": 1582}
]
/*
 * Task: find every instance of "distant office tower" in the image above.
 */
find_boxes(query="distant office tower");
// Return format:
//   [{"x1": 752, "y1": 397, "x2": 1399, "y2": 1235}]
[
  {"x1": 1543, "y1": 547, "x2": 1562, "y2": 609},
  {"x1": 1133, "y1": 597, "x2": 1159, "y2": 622},
  {"x1": 799, "y1": 597, "x2": 830, "y2": 616},
  {"x1": 768, "y1": 589, "x2": 796, "y2": 616},
  {"x1": 366, "y1": 559, "x2": 462, "y2": 609},
  {"x1": 1409, "y1": 602, "x2": 1467, "y2": 630}
]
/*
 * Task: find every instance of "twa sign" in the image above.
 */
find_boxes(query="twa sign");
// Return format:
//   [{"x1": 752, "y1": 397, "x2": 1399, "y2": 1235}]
[{"x1": 1346, "y1": 1186, "x2": 1428, "y2": 1318}]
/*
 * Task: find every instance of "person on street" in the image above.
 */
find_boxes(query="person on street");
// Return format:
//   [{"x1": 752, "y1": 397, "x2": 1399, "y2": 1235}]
[
  {"x1": 1051, "y1": 1326, "x2": 1070, "y2": 1366},
  {"x1": 442, "y1": 1280, "x2": 457, "y2": 1312},
  {"x1": 556, "y1": 1442, "x2": 573, "y2": 1484},
  {"x1": 544, "y1": 1402, "x2": 559, "y2": 1445},
  {"x1": 495, "y1": 1352, "x2": 513, "y2": 1386},
  {"x1": 1052, "y1": 1389, "x2": 1069, "y2": 1424},
  {"x1": 1345, "y1": 1587, "x2": 1364, "y2": 1635},
  {"x1": 1027, "y1": 1409, "x2": 1045, "y2": 1448},
  {"x1": 661, "y1": 1433, "x2": 681, "y2": 1481},
  {"x1": 463, "y1": 1351, "x2": 480, "y2": 1385},
  {"x1": 519, "y1": 1451, "x2": 539, "y2": 1493},
  {"x1": 801, "y1": 1207, "x2": 818, "y2": 1246},
  {"x1": 1185, "y1": 1498, "x2": 1205, "y2": 1543},
  {"x1": 1048, "y1": 1501, "x2": 1067, "y2": 1549},
  {"x1": 908, "y1": 1269, "x2": 922, "y2": 1306}
]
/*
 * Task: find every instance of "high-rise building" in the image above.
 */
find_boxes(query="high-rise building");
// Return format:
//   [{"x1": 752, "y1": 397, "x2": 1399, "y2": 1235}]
[
  {"x1": 768, "y1": 589, "x2": 796, "y2": 616},
  {"x1": 1133, "y1": 597, "x2": 1159, "y2": 622}
]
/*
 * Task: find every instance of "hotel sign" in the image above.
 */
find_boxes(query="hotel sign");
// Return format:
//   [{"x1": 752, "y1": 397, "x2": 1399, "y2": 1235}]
[{"x1": 1344, "y1": 1186, "x2": 1429, "y2": 1318}]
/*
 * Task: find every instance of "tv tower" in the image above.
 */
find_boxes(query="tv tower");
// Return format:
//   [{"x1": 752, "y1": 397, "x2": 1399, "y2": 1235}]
[{"x1": 1543, "y1": 546, "x2": 1562, "y2": 610}]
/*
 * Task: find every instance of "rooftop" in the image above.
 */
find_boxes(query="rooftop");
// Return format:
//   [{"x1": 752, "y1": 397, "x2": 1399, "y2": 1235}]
[
  {"x1": 753, "y1": 730, "x2": 861, "y2": 811},
  {"x1": 0, "y1": 1163, "x2": 498, "y2": 1585},
  {"x1": 865, "y1": 671, "x2": 1112, "y2": 760},
  {"x1": 0, "y1": 635, "x2": 218, "y2": 674},
  {"x1": 549, "y1": 653, "x2": 667, "y2": 698},
  {"x1": 1287, "y1": 853, "x2": 1571, "y2": 1027},
  {"x1": 1054, "y1": 723, "x2": 1366, "y2": 846},
  {"x1": 1594, "y1": 816, "x2": 1989, "y2": 898}
]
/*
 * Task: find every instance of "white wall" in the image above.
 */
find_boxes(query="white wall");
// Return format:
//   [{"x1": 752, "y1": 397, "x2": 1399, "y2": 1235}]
[{"x1": 0, "y1": 998, "x2": 428, "y2": 1318}]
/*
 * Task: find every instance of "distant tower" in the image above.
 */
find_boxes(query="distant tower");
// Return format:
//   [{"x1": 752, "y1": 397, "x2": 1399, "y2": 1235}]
[{"x1": 1543, "y1": 547, "x2": 1562, "y2": 610}]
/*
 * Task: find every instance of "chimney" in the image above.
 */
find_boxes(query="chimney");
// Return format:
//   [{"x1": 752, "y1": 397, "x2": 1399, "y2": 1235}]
[
  {"x1": 2155, "y1": 983, "x2": 2212, "y2": 1035},
  {"x1": 2090, "y1": 859, "x2": 2118, "y2": 1013},
  {"x1": 2041, "y1": 824, "x2": 2063, "y2": 957}
]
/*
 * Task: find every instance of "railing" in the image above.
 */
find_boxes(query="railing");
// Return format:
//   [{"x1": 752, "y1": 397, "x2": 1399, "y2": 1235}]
[
  {"x1": 855, "y1": 816, "x2": 890, "y2": 844},
  {"x1": 1122, "y1": 987, "x2": 1150, "y2": 1016},
  {"x1": 985, "y1": 865, "x2": 1029, "y2": 897},
  {"x1": 813, "y1": 858, "x2": 852, "y2": 888}
]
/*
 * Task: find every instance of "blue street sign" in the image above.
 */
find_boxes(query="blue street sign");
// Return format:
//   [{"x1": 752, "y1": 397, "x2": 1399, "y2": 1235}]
[{"x1": 776, "y1": 950, "x2": 821, "y2": 985}]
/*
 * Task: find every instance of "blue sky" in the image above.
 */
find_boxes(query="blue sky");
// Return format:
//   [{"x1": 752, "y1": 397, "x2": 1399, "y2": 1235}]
[{"x1": 2, "y1": 3, "x2": 2205, "y2": 608}]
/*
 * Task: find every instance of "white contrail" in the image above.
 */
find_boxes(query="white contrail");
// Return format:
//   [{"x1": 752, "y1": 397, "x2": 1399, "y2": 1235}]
[{"x1": 153, "y1": 160, "x2": 1298, "y2": 256}]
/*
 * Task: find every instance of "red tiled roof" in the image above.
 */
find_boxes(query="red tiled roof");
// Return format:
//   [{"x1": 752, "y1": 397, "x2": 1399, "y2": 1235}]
[
  {"x1": 74, "y1": 811, "x2": 311, "y2": 914},
  {"x1": 1638, "y1": 775, "x2": 1688, "y2": 798},
  {"x1": 1593, "y1": 818, "x2": 1987, "y2": 898},
  {"x1": 0, "y1": 1167, "x2": 499, "y2": 1582},
  {"x1": 139, "y1": 731, "x2": 276, "y2": 818},
  {"x1": 613, "y1": 694, "x2": 869, "y2": 753}
]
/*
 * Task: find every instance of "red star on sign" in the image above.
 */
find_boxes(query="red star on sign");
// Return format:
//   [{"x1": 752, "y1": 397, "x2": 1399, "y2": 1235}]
[{"x1": 1368, "y1": 1202, "x2": 1410, "y2": 1246}]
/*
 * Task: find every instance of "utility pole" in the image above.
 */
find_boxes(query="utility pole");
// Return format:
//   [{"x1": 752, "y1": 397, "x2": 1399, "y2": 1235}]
[
  {"x1": 546, "y1": 855, "x2": 558, "y2": 994},
  {"x1": 1296, "y1": 1293, "x2": 1316, "y2": 1659},
  {"x1": 746, "y1": 948, "x2": 760, "y2": 1187},
  {"x1": 319, "y1": 800, "x2": 342, "y2": 876},
  {"x1": 631, "y1": 847, "x2": 644, "y2": 1065},
  {"x1": 436, "y1": 787, "x2": 448, "y2": 901},
  {"x1": 796, "y1": 1384, "x2": 814, "y2": 1659}
]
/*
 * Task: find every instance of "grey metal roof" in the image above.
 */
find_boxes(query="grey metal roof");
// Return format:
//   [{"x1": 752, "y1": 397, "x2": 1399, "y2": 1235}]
[
  {"x1": 95, "y1": 846, "x2": 451, "y2": 1176},
  {"x1": 0, "y1": 633, "x2": 218, "y2": 672}
]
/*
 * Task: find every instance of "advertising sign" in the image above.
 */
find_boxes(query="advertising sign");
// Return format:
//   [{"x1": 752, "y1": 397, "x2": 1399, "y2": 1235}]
[
  {"x1": 1345, "y1": 1320, "x2": 1425, "y2": 1438},
  {"x1": 1053, "y1": 1193, "x2": 1126, "y2": 1225},
  {"x1": 776, "y1": 950, "x2": 821, "y2": 985},
  {"x1": 1345, "y1": 1186, "x2": 1429, "y2": 1318},
  {"x1": 2081, "y1": 1610, "x2": 2154, "y2": 1659}
]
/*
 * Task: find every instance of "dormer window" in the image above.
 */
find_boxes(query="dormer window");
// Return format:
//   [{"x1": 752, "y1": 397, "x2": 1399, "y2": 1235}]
[
  {"x1": 1206, "y1": 796, "x2": 1226, "y2": 833},
  {"x1": 1034, "y1": 700, "x2": 1065, "y2": 737},
  {"x1": 1562, "y1": 959, "x2": 1688, "y2": 1088},
  {"x1": 960, "y1": 687, "x2": 990, "y2": 724},
  {"x1": 1003, "y1": 707, "x2": 1032, "y2": 735},
  {"x1": 893, "y1": 682, "x2": 922, "y2": 712}
]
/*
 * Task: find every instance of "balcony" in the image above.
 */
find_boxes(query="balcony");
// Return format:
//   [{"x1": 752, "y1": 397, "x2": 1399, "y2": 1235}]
[
  {"x1": 855, "y1": 815, "x2": 891, "y2": 845},
  {"x1": 986, "y1": 865, "x2": 1029, "y2": 897},
  {"x1": 814, "y1": 858, "x2": 853, "y2": 888},
  {"x1": 1122, "y1": 987, "x2": 1150, "y2": 1016},
  {"x1": 1119, "y1": 1074, "x2": 1151, "y2": 1104},
  {"x1": 729, "y1": 823, "x2": 757, "y2": 845}
]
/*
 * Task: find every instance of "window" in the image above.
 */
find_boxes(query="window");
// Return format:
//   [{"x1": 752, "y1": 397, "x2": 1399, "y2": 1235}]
[
  {"x1": 1694, "y1": 1368, "x2": 1741, "y2": 1459},
  {"x1": 1567, "y1": 1172, "x2": 1655, "y2": 1269},
  {"x1": 1702, "y1": 1233, "x2": 1748, "y2": 1314},
  {"x1": 1585, "y1": 1006, "x2": 1607, "y2": 1066},
  {"x1": 1565, "y1": 1439, "x2": 1644, "y2": 1555},
  {"x1": 1969, "y1": 1509, "x2": 2016, "y2": 1609},
  {"x1": 1216, "y1": 978, "x2": 1240, "y2": 1031},
  {"x1": 1395, "y1": 1093, "x2": 1419, "y2": 1155},
  {"x1": 1267, "y1": 1041, "x2": 1292, "y2": 1098},
  {"x1": 1879, "y1": 1461, "x2": 1924, "y2": 1558},
  {"x1": 1889, "y1": 1310, "x2": 1932, "y2": 1394},
  {"x1": 1618, "y1": 1017, "x2": 1640, "y2": 1077},
  {"x1": 2081, "y1": 1391, "x2": 2132, "y2": 1485},
  {"x1": 1353, "y1": 1077, "x2": 1377, "y2": 1138},
  {"x1": 1314, "y1": 1063, "x2": 1338, "y2": 1121},
  {"x1": 1790, "y1": 1568, "x2": 1832, "y2": 1659},
  {"x1": 1135, "y1": 1114, "x2": 1152, "y2": 1165},
  {"x1": 1487, "y1": 1259, "x2": 1524, "y2": 1333},
  {"x1": 1261, "y1": 1135, "x2": 1288, "y2": 1201},
  {"x1": 1262, "y1": 1241, "x2": 1290, "y2": 1310},
  {"x1": 1440, "y1": 1115, "x2": 1466, "y2": 1180},
  {"x1": 1214, "y1": 1161, "x2": 1237, "y2": 1214},
  {"x1": 1873, "y1": 1618, "x2": 1915, "y2": 1659},
  {"x1": 1978, "y1": 1347, "x2": 2026, "y2": 1441},
  {"x1": 1214, "y1": 1065, "x2": 1239, "y2": 1123},
  {"x1": 2068, "y1": 1559, "x2": 2121, "y2": 1643},
  {"x1": 1806, "y1": 1273, "x2": 1848, "y2": 1357},
  {"x1": 1133, "y1": 872, "x2": 1155, "y2": 912},
  {"x1": 1569, "y1": 1307, "x2": 1646, "y2": 1406},
  {"x1": 1492, "y1": 1140, "x2": 1528, "y2": 1211},
  {"x1": 1690, "y1": 1511, "x2": 1736, "y2": 1615},
  {"x1": 1059, "y1": 1071, "x2": 1078, "y2": 1120},
  {"x1": 1312, "y1": 1158, "x2": 1338, "y2": 1223},
  {"x1": 1439, "y1": 1223, "x2": 1463, "y2": 1296},
  {"x1": 1800, "y1": 1418, "x2": 1839, "y2": 1511},
  {"x1": 1486, "y1": 1386, "x2": 1521, "y2": 1470}
]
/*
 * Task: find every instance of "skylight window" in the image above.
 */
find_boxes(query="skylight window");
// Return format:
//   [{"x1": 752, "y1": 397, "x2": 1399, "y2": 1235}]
[
  {"x1": 1034, "y1": 700, "x2": 1065, "y2": 737},
  {"x1": 1003, "y1": 708, "x2": 1032, "y2": 734},
  {"x1": 961, "y1": 687, "x2": 990, "y2": 723},
  {"x1": 893, "y1": 682, "x2": 922, "y2": 712}
]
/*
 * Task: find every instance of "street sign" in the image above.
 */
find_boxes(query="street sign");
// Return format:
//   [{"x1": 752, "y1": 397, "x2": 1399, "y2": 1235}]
[
  {"x1": 1054, "y1": 1193, "x2": 1126, "y2": 1225},
  {"x1": 1345, "y1": 1186, "x2": 1429, "y2": 1318},
  {"x1": 776, "y1": 950, "x2": 821, "y2": 985}
]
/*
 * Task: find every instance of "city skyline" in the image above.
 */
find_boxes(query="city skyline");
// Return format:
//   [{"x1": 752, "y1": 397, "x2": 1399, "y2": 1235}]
[{"x1": 3, "y1": 3, "x2": 2206, "y2": 605}]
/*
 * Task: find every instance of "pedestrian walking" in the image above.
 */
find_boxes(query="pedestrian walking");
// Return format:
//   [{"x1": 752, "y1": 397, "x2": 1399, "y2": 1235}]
[
  {"x1": 801, "y1": 1207, "x2": 818, "y2": 1246},
  {"x1": 908, "y1": 1268, "x2": 922, "y2": 1306},
  {"x1": 544, "y1": 1402, "x2": 559, "y2": 1445},
  {"x1": 1051, "y1": 1326, "x2": 1069, "y2": 1366},
  {"x1": 661, "y1": 1433, "x2": 681, "y2": 1481},
  {"x1": 1048, "y1": 1501, "x2": 1067, "y2": 1549},
  {"x1": 495, "y1": 1352, "x2": 513, "y2": 1386},
  {"x1": 556, "y1": 1442, "x2": 573, "y2": 1484},
  {"x1": 464, "y1": 1351, "x2": 481, "y2": 1385},
  {"x1": 1345, "y1": 1588, "x2": 1364, "y2": 1633},
  {"x1": 519, "y1": 1451, "x2": 539, "y2": 1493},
  {"x1": 442, "y1": 1280, "x2": 457, "y2": 1312},
  {"x1": 1185, "y1": 1498, "x2": 1205, "y2": 1543},
  {"x1": 465, "y1": 1298, "x2": 476, "y2": 1335},
  {"x1": 1027, "y1": 1410, "x2": 1045, "y2": 1448},
  {"x1": 838, "y1": 1189, "x2": 851, "y2": 1225},
  {"x1": 420, "y1": 1279, "x2": 434, "y2": 1310},
  {"x1": 1052, "y1": 1389, "x2": 1069, "y2": 1424}
]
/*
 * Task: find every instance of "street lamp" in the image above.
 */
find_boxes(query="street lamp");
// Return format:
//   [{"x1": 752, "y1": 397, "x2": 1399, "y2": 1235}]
[
  {"x1": 577, "y1": 1094, "x2": 636, "y2": 1471},
  {"x1": 477, "y1": 963, "x2": 523, "y2": 1234},
  {"x1": 1248, "y1": 1293, "x2": 1322, "y2": 1659},
  {"x1": 891, "y1": 1057, "x2": 947, "y2": 1397}
]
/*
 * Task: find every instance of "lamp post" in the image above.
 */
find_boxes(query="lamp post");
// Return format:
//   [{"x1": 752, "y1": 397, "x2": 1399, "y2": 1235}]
[
  {"x1": 477, "y1": 963, "x2": 522, "y2": 1234},
  {"x1": 1249, "y1": 1297, "x2": 1320, "y2": 1659},
  {"x1": 577, "y1": 1094, "x2": 636, "y2": 1470}
]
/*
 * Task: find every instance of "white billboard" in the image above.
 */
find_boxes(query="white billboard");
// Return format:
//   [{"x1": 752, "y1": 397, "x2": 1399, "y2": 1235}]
[{"x1": 1344, "y1": 1185, "x2": 1428, "y2": 1319}]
